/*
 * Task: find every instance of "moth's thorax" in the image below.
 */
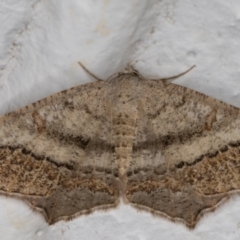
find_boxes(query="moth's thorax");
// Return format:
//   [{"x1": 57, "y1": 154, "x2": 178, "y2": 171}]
[{"x1": 111, "y1": 74, "x2": 142, "y2": 106}]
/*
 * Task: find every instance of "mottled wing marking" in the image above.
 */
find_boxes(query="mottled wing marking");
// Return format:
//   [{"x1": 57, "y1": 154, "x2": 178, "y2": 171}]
[
  {"x1": 0, "y1": 81, "x2": 120, "y2": 224},
  {"x1": 126, "y1": 79, "x2": 240, "y2": 227},
  {"x1": 1, "y1": 68, "x2": 240, "y2": 228}
]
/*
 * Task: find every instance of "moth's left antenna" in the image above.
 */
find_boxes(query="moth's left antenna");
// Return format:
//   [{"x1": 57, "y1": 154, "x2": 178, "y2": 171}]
[{"x1": 78, "y1": 62, "x2": 103, "y2": 81}]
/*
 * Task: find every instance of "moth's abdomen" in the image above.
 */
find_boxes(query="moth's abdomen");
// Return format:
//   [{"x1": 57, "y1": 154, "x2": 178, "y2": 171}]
[{"x1": 113, "y1": 114, "x2": 137, "y2": 176}]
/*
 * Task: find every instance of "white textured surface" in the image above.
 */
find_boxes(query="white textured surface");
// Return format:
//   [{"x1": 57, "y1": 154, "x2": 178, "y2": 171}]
[{"x1": 0, "y1": 0, "x2": 240, "y2": 239}]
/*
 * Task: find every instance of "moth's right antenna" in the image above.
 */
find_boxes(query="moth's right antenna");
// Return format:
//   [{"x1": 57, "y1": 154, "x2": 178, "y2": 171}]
[
  {"x1": 78, "y1": 62, "x2": 103, "y2": 81},
  {"x1": 158, "y1": 65, "x2": 196, "y2": 81}
]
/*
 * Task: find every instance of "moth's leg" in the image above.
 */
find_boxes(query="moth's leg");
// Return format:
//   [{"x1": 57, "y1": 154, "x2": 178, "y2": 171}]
[
  {"x1": 126, "y1": 63, "x2": 139, "y2": 74},
  {"x1": 122, "y1": 63, "x2": 146, "y2": 80},
  {"x1": 156, "y1": 65, "x2": 196, "y2": 81},
  {"x1": 78, "y1": 62, "x2": 103, "y2": 81}
]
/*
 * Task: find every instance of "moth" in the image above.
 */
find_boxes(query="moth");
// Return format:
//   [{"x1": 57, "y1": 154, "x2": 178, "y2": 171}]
[{"x1": 0, "y1": 63, "x2": 239, "y2": 228}]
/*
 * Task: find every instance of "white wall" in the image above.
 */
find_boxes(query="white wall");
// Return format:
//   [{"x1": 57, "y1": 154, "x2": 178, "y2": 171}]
[{"x1": 0, "y1": 0, "x2": 240, "y2": 239}]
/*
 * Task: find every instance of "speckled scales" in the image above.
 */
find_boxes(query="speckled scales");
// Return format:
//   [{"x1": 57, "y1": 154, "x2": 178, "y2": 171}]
[{"x1": 0, "y1": 69, "x2": 240, "y2": 228}]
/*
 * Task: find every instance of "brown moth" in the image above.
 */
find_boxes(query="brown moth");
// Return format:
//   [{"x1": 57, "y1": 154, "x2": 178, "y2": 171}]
[{"x1": 0, "y1": 63, "x2": 239, "y2": 228}]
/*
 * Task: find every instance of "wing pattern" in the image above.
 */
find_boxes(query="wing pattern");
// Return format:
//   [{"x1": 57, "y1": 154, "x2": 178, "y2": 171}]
[{"x1": 0, "y1": 69, "x2": 240, "y2": 227}]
